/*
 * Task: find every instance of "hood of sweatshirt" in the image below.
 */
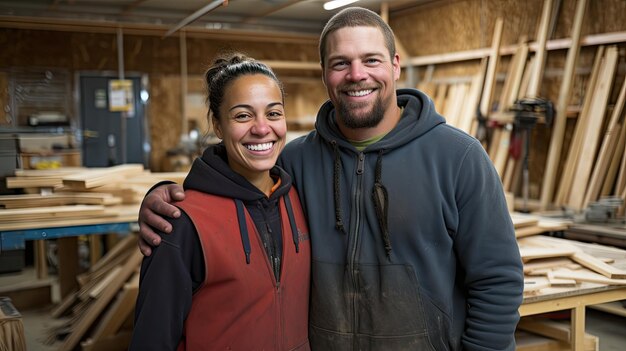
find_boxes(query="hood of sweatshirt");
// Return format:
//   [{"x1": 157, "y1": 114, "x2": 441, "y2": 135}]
[
  {"x1": 183, "y1": 143, "x2": 292, "y2": 202},
  {"x1": 312, "y1": 88, "x2": 446, "y2": 257},
  {"x1": 314, "y1": 88, "x2": 445, "y2": 150}
]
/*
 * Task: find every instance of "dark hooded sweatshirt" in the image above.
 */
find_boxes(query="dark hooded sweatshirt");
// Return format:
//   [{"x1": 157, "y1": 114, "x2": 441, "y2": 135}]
[
  {"x1": 278, "y1": 89, "x2": 524, "y2": 350},
  {"x1": 130, "y1": 144, "x2": 310, "y2": 350}
]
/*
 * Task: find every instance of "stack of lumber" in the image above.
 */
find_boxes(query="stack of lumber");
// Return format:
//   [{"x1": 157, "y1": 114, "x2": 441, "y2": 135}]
[
  {"x1": 520, "y1": 235, "x2": 626, "y2": 294},
  {"x1": 553, "y1": 45, "x2": 626, "y2": 212},
  {"x1": 515, "y1": 227, "x2": 626, "y2": 351},
  {"x1": 46, "y1": 234, "x2": 141, "y2": 351},
  {"x1": 511, "y1": 212, "x2": 571, "y2": 238},
  {"x1": 0, "y1": 164, "x2": 187, "y2": 226},
  {"x1": 414, "y1": 0, "x2": 626, "y2": 215}
]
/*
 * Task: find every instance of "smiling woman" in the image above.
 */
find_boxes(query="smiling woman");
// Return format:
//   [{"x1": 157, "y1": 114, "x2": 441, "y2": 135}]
[
  {"x1": 129, "y1": 53, "x2": 311, "y2": 351},
  {"x1": 210, "y1": 67, "x2": 287, "y2": 194}
]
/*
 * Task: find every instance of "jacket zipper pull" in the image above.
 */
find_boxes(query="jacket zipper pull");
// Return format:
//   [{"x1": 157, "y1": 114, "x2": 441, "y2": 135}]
[
  {"x1": 273, "y1": 256, "x2": 281, "y2": 283},
  {"x1": 356, "y1": 152, "x2": 365, "y2": 175}
]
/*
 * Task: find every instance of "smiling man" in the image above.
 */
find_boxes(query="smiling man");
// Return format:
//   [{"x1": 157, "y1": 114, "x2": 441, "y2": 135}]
[{"x1": 137, "y1": 7, "x2": 524, "y2": 351}]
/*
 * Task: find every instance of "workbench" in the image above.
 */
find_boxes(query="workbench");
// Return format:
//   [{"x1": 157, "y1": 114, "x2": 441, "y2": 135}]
[
  {"x1": 0, "y1": 205, "x2": 138, "y2": 297},
  {"x1": 519, "y1": 236, "x2": 626, "y2": 350}
]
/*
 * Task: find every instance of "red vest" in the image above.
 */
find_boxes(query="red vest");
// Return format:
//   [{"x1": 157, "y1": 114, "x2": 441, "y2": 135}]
[{"x1": 176, "y1": 189, "x2": 311, "y2": 351}]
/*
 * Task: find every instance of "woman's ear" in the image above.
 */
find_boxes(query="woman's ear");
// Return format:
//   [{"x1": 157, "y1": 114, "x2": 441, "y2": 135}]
[{"x1": 212, "y1": 119, "x2": 223, "y2": 139}]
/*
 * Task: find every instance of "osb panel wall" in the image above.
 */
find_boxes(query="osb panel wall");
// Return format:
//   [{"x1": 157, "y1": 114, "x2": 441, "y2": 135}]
[
  {"x1": 0, "y1": 28, "x2": 320, "y2": 171},
  {"x1": 149, "y1": 75, "x2": 182, "y2": 172}
]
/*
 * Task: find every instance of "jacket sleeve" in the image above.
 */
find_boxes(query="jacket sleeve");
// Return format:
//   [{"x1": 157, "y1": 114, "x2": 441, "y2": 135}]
[
  {"x1": 454, "y1": 141, "x2": 524, "y2": 351},
  {"x1": 129, "y1": 211, "x2": 204, "y2": 351}
]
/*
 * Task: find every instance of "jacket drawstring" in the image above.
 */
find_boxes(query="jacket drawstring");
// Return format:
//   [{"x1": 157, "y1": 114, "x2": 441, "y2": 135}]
[
  {"x1": 235, "y1": 199, "x2": 251, "y2": 264},
  {"x1": 331, "y1": 140, "x2": 347, "y2": 234},
  {"x1": 283, "y1": 193, "x2": 300, "y2": 253},
  {"x1": 372, "y1": 149, "x2": 392, "y2": 258}
]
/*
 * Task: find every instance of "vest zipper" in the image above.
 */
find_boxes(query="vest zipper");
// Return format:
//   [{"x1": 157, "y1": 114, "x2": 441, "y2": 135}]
[{"x1": 351, "y1": 151, "x2": 365, "y2": 351}]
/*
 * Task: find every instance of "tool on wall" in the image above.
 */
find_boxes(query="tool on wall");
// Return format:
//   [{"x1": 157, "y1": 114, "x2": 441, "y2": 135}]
[{"x1": 511, "y1": 97, "x2": 554, "y2": 212}]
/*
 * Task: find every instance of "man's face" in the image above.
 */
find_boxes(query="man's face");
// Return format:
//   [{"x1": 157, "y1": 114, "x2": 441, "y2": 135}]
[{"x1": 322, "y1": 26, "x2": 400, "y2": 130}]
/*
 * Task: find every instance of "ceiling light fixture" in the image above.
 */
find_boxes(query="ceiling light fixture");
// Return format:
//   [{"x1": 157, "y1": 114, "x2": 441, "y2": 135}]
[{"x1": 323, "y1": 0, "x2": 360, "y2": 11}]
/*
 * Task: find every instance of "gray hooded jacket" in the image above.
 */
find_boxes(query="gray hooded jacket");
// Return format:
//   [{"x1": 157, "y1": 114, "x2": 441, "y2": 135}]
[{"x1": 279, "y1": 88, "x2": 523, "y2": 351}]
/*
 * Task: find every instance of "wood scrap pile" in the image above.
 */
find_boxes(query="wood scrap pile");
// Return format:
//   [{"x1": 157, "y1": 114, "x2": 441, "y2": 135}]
[
  {"x1": 519, "y1": 235, "x2": 626, "y2": 295},
  {"x1": 0, "y1": 164, "x2": 187, "y2": 225},
  {"x1": 45, "y1": 234, "x2": 141, "y2": 351}
]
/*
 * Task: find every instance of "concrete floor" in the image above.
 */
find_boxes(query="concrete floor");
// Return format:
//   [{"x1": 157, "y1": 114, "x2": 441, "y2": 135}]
[
  {"x1": 2, "y1": 268, "x2": 626, "y2": 350},
  {"x1": 16, "y1": 301, "x2": 626, "y2": 350}
]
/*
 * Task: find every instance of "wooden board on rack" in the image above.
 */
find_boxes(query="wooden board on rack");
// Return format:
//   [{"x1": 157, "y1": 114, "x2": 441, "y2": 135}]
[
  {"x1": 567, "y1": 46, "x2": 619, "y2": 211},
  {"x1": 62, "y1": 164, "x2": 145, "y2": 190}
]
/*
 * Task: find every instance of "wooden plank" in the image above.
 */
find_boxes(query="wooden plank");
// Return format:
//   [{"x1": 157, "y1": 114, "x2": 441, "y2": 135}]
[
  {"x1": 87, "y1": 266, "x2": 122, "y2": 299},
  {"x1": 62, "y1": 164, "x2": 145, "y2": 189},
  {"x1": 519, "y1": 247, "x2": 577, "y2": 262},
  {"x1": 555, "y1": 46, "x2": 605, "y2": 205},
  {"x1": 551, "y1": 268, "x2": 626, "y2": 285},
  {"x1": 89, "y1": 274, "x2": 139, "y2": 341},
  {"x1": 524, "y1": 277, "x2": 552, "y2": 293},
  {"x1": 583, "y1": 71, "x2": 626, "y2": 207},
  {"x1": 433, "y1": 83, "x2": 448, "y2": 114},
  {"x1": 600, "y1": 117, "x2": 626, "y2": 196},
  {"x1": 584, "y1": 72, "x2": 626, "y2": 206},
  {"x1": 492, "y1": 39, "x2": 530, "y2": 177},
  {"x1": 0, "y1": 193, "x2": 121, "y2": 208},
  {"x1": 570, "y1": 251, "x2": 626, "y2": 279},
  {"x1": 523, "y1": 257, "x2": 574, "y2": 274},
  {"x1": 547, "y1": 270, "x2": 578, "y2": 287},
  {"x1": 13, "y1": 167, "x2": 86, "y2": 177},
  {"x1": 5, "y1": 176, "x2": 63, "y2": 189},
  {"x1": 58, "y1": 250, "x2": 142, "y2": 351},
  {"x1": 457, "y1": 59, "x2": 487, "y2": 134},
  {"x1": 80, "y1": 234, "x2": 137, "y2": 281},
  {"x1": 567, "y1": 46, "x2": 619, "y2": 211},
  {"x1": 443, "y1": 83, "x2": 469, "y2": 128},
  {"x1": 57, "y1": 237, "x2": 79, "y2": 298},
  {"x1": 479, "y1": 17, "x2": 504, "y2": 119},
  {"x1": 526, "y1": 0, "x2": 553, "y2": 98},
  {"x1": 0, "y1": 205, "x2": 109, "y2": 222},
  {"x1": 0, "y1": 204, "x2": 138, "y2": 232},
  {"x1": 539, "y1": 0, "x2": 588, "y2": 210}
]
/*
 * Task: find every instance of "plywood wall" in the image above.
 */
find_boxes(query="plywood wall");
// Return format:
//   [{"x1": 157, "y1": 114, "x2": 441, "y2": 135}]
[{"x1": 0, "y1": 28, "x2": 326, "y2": 170}]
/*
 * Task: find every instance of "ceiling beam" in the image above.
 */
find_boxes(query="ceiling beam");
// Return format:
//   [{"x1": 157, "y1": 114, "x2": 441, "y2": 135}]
[
  {"x1": 164, "y1": 0, "x2": 228, "y2": 37},
  {"x1": 120, "y1": 0, "x2": 150, "y2": 17},
  {"x1": 242, "y1": 0, "x2": 303, "y2": 24},
  {"x1": 0, "y1": 15, "x2": 318, "y2": 45}
]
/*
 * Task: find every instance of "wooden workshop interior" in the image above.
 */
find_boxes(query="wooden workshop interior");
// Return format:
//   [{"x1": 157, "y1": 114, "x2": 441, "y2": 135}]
[{"x1": 1, "y1": 0, "x2": 626, "y2": 350}]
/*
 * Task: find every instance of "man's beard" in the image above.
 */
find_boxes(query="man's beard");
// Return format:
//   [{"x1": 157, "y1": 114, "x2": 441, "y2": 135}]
[{"x1": 337, "y1": 95, "x2": 385, "y2": 129}]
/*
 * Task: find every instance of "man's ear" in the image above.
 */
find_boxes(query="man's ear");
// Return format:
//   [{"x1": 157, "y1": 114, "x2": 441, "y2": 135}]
[{"x1": 392, "y1": 53, "x2": 401, "y2": 81}]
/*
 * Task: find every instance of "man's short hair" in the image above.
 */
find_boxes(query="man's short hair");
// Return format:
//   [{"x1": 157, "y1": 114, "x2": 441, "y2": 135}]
[{"x1": 319, "y1": 7, "x2": 397, "y2": 67}]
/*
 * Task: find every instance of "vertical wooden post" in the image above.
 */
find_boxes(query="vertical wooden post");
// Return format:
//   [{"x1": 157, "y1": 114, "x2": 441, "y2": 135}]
[
  {"x1": 480, "y1": 18, "x2": 504, "y2": 120},
  {"x1": 526, "y1": 0, "x2": 553, "y2": 98},
  {"x1": 554, "y1": 46, "x2": 605, "y2": 206}
]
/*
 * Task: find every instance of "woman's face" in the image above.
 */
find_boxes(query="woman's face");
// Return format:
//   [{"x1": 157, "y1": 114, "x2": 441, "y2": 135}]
[{"x1": 213, "y1": 74, "x2": 287, "y2": 181}]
